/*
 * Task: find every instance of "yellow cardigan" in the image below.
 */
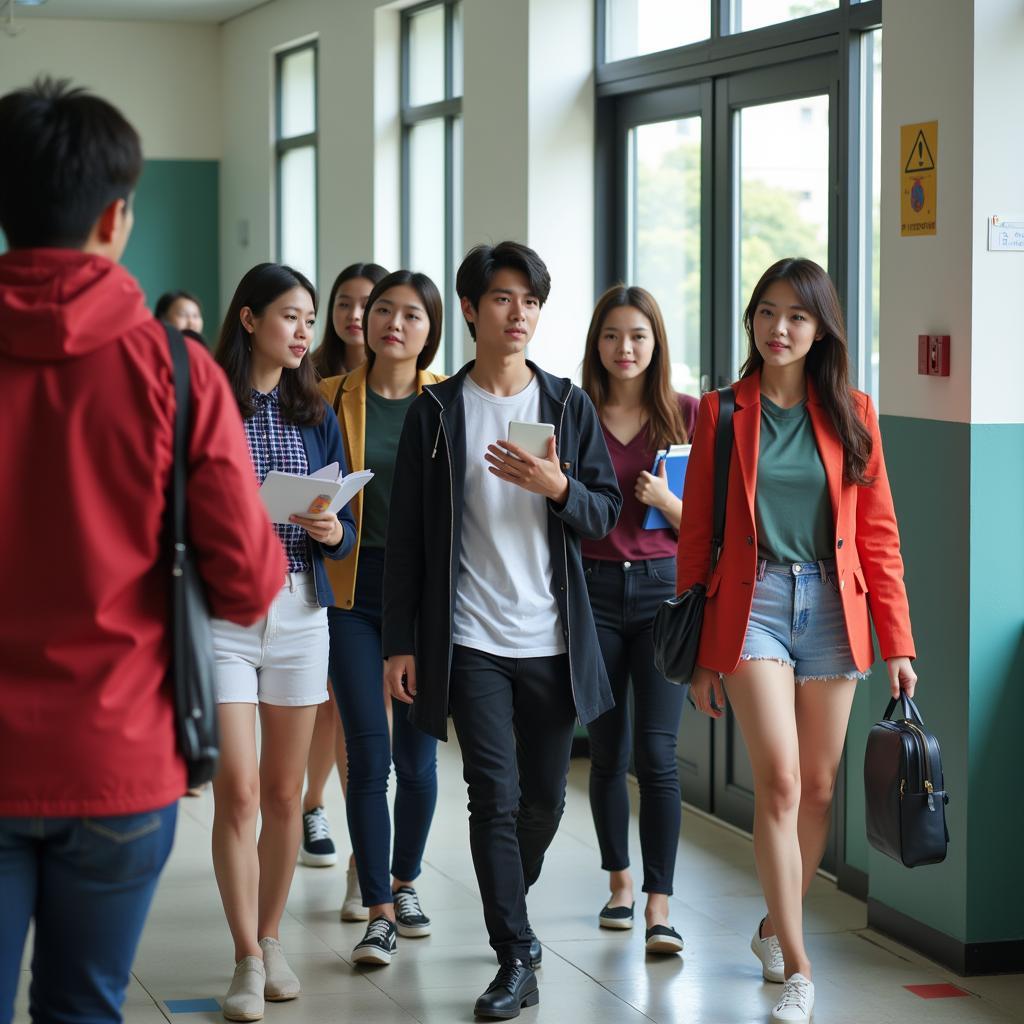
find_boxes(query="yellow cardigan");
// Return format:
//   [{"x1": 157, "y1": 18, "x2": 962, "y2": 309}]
[{"x1": 319, "y1": 363, "x2": 446, "y2": 609}]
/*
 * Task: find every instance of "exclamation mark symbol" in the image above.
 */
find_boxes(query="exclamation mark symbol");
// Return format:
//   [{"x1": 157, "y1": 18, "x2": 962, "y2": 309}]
[{"x1": 918, "y1": 139, "x2": 923, "y2": 165}]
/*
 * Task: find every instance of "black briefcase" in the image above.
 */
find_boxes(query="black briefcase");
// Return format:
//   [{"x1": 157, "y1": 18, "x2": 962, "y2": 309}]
[{"x1": 864, "y1": 691, "x2": 949, "y2": 867}]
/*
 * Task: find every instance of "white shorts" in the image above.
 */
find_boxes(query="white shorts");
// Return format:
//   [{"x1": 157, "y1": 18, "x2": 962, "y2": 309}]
[{"x1": 211, "y1": 573, "x2": 329, "y2": 707}]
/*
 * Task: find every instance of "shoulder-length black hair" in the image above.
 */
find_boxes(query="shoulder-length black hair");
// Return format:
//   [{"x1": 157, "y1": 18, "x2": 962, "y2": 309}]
[
  {"x1": 739, "y1": 257, "x2": 873, "y2": 485},
  {"x1": 154, "y1": 289, "x2": 200, "y2": 321},
  {"x1": 582, "y1": 285, "x2": 689, "y2": 451},
  {"x1": 311, "y1": 262, "x2": 389, "y2": 378},
  {"x1": 214, "y1": 262, "x2": 324, "y2": 427},
  {"x1": 363, "y1": 270, "x2": 443, "y2": 371}
]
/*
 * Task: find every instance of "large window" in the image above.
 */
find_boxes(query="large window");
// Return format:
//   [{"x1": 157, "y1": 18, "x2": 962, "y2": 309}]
[
  {"x1": 402, "y1": 0, "x2": 463, "y2": 374},
  {"x1": 275, "y1": 42, "x2": 318, "y2": 284}
]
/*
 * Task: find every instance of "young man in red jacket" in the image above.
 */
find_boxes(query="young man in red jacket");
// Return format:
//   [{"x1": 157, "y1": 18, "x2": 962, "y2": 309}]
[{"x1": 0, "y1": 78, "x2": 284, "y2": 1024}]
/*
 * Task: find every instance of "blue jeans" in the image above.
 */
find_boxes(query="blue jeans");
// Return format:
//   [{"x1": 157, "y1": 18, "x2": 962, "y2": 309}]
[
  {"x1": 0, "y1": 802, "x2": 177, "y2": 1024},
  {"x1": 584, "y1": 557, "x2": 686, "y2": 894},
  {"x1": 328, "y1": 548, "x2": 438, "y2": 906}
]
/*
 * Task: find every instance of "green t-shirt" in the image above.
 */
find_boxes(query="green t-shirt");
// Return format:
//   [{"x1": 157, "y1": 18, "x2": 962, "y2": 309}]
[
  {"x1": 360, "y1": 387, "x2": 417, "y2": 550},
  {"x1": 755, "y1": 395, "x2": 834, "y2": 563}
]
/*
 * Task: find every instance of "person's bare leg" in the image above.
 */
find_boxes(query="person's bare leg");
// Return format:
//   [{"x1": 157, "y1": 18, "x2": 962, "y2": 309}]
[
  {"x1": 762, "y1": 677, "x2": 858, "y2": 940},
  {"x1": 255, "y1": 703, "x2": 318, "y2": 939},
  {"x1": 211, "y1": 703, "x2": 262, "y2": 963},
  {"x1": 302, "y1": 690, "x2": 338, "y2": 812},
  {"x1": 723, "y1": 660, "x2": 810, "y2": 979}
]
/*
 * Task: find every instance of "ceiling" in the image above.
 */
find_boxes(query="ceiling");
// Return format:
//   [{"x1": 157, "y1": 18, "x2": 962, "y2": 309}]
[{"x1": 4, "y1": 0, "x2": 271, "y2": 23}]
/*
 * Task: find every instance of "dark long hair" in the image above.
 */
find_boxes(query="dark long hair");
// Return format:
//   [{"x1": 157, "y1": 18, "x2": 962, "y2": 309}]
[
  {"x1": 582, "y1": 285, "x2": 689, "y2": 451},
  {"x1": 311, "y1": 262, "x2": 389, "y2": 378},
  {"x1": 154, "y1": 289, "x2": 200, "y2": 321},
  {"x1": 215, "y1": 263, "x2": 324, "y2": 427},
  {"x1": 740, "y1": 257, "x2": 872, "y2": 485},
  {"x1": 363, "y1": 270, "x2": 443, "y2": 371}
]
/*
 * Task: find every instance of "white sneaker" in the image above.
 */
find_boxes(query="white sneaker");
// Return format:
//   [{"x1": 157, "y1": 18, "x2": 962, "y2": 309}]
[
  {"x1": 341, "y1": 863, "x2": 369, "y2": 921},
  {"x1": 751, "y1": 918, "x2": 785, "y2": 983},
  {"x1": 771, "y1": 973, "x2": 814, "y2": 1022},
  {"x1": 222, "y1": 956, "x2": 265, "y2": 1021},
  {"x1": 258, "y1": 937, "x2": 300, "y2": 1001}
]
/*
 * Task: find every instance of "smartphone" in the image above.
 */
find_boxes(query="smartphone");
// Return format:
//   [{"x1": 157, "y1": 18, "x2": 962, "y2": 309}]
[{"x1": 507, "y1": 420, "x2": 555, "y2": 458}]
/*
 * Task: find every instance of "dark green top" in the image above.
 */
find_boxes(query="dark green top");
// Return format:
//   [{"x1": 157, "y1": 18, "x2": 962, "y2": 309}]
[
  {"x1": 361, "y1": 387, "x2": 417, "y2": 550},
  {"x1": 755, "y1": 395, "x2": 834, "y2": 563}
]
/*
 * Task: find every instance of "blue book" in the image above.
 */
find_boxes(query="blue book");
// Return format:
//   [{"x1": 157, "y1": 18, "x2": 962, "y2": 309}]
[{"x1": 642, "y1": 444, "x2": 691, "y2": 530}]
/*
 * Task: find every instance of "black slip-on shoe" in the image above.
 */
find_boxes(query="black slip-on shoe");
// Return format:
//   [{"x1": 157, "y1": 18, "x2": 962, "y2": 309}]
[
  {"x1": 599, "y1": 901, "x2": 635, "y2": 930},
  {"x1": 645, "y1": 924, "x2": 684, "y2": 954},
  {"x1": 473, "y1": 960, "x2": 539, "y2": 1020}
]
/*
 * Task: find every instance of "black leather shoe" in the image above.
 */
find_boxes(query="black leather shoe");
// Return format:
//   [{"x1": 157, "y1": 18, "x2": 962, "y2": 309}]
[
  {"x1": 524, "y1": 924, "x2": 542, "y2": 969},
  {"x1": 473, "y1": 960, "x2": 539, "y2": 1020}
]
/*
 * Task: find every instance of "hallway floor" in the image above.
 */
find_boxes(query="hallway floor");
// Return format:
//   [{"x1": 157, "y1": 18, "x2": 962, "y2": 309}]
[{"x1": 16, "y1": 738, "x2": 1023, "y2": 1024}]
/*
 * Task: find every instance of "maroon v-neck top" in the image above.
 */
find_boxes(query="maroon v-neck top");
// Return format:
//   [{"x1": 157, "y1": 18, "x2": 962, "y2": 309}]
[{"x1": 583, "y1": 393, "x2": 698, "y2": 563}]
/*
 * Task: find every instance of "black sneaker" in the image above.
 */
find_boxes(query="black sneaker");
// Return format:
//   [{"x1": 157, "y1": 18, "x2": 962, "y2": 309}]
[
  {"x1": 473, "y1": 959, "x2": 538, "y2": 1020},
  {"x1": 645, "y1": 924, "x2": 684, "y2": 954},
  {"x1": 598, "y1": 900, "x2": 635, "y2": 930},
  {"x1": 352, "y1": 916, "x2": 398, "y2": 966},
  {"x1": 299, "y1": 806, "x2": 337, "y2": 867},
  {"x1": 393, "y1": 885, "x2": 431, "y2": 938}
]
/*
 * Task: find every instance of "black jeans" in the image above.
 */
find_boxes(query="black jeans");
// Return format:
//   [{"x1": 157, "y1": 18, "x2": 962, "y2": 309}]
[
  {"x1": 584, "y1": 557, "x2": 686, "y2": 895},
  {"x1": 448, "y1": 645, "x2": 577, "y2": 964}
]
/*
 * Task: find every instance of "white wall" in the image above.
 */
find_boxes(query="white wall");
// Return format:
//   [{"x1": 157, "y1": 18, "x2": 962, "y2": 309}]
[{"x1": 0, "y1": 18, "x2": 222, "y2": 160}]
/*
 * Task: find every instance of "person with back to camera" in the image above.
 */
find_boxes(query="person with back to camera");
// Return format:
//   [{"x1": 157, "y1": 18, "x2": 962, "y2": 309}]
[
  {"x1": 156, "y1": 289, "x2": 204, "y2": 335},
  {"x1": 678, "y1": 258, "x2": 916, "y2": 1023},
  {"x1": 382, "y1": 241, "x2": 622, "y2": 1019},
  {"x1": 579, "y1": 285, "x2": 698, "y2": 954},
  {"x1": 298, "y1": 262, "x2": 388, "y2": 882},
  {"x1": 210, "y1": 263, "x2": 357, "y2": 1021},
  {"x1": 319, "y1": 269, "x2": 445, "y2": 966},
  {"x1": 0, "y1": 78, "x2": 283, "y2": 1024}
]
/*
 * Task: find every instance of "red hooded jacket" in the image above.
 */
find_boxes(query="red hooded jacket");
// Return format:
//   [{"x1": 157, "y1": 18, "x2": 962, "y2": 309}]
[{"x1": 0, "y1": 249, "x2": 284, "y2": 817}]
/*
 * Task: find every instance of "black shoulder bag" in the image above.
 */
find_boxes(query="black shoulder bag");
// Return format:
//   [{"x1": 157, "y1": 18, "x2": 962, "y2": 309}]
[
  {"x1": 652, "y1": 387, "x2": 735, "y2": 685},
  {"x1": 164, "y1": 324, "x2": 220, "y2": 788},
  {"x1": 864, "y1": 690, "x2": 949, "y2": 867}
]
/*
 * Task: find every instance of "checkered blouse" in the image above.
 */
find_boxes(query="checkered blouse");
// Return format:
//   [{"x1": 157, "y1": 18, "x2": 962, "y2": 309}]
[{"x1": 244, "y1": 387, "x2": 311, "y2": 573}]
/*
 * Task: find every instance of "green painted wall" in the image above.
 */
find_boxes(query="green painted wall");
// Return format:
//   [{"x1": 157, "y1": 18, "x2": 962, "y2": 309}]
[
  {"x1": 966, "y1": 424, "x2": 1024, "y2": 943},
  {"x1": 122, "y1": 159, "x2": 220, "y2": 342}
]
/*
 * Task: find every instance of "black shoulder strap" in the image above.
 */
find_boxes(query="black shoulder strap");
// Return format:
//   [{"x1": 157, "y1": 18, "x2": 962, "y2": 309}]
[
  {"x1": 710, "y1": 386, "x2": 736, "y2": 571},
  {"x1": 163, "y1": 323, "x2": 190, "y2": 554}
]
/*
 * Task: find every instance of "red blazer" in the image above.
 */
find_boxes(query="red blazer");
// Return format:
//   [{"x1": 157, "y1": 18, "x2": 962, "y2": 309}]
[{"x1": 676, "y1": 371, "x2": 915, "y2": 675}]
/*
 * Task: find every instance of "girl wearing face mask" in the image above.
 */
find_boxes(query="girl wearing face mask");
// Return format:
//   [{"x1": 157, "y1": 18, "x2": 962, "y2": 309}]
[
  {"x1": 680, "y1": 259, "x2": 916, "y2": 1024},
  {"x1": 299, "y1": 262, "x2": 388, "y2": 884},
  {"x1": 580, "y1": 285, "x2": 697, "y2": 955},
  {"x1": 211, "y1": 263, "x2": 356, "y2": 1020},
  {"x1": 318, "y1": 270, "x2": 445, "y2": 967}
]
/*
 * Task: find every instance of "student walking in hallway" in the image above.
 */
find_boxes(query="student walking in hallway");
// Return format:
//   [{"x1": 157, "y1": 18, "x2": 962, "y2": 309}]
[
  {"x1": 382, "y1": 241, "x2": 622, "y2": 1019},
  {"x1": 580, "y1": 286, "x2": 698, "y2": 953},
  {"x1": 210, "y1": 264, "x2": 356, "y2": 1021},
  {"x1": 679, "y1": 258, "x2": 917, "y2": 1024},
  {"x1": 319, "y1": 270, "x2": 445, "y2": 966}
]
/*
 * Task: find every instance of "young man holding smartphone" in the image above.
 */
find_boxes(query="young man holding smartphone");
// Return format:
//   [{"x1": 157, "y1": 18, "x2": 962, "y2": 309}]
[{"x1": 383, "y1": 241, "x2": 621, "y2": 1018}]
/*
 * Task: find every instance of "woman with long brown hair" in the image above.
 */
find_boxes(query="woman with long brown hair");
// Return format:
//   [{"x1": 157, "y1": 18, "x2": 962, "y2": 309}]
[
  {"x1": 680, "y1": 258, "x2": 916, "y2": 1023},
  {"x1": 581, "y1": 285, "x2": 697, "y2": 954}
]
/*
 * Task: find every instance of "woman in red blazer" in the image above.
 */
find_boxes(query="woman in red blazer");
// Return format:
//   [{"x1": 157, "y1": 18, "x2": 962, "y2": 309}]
[{"x1": 678, "y1": 258, "x2": 916, "y2": 1024}]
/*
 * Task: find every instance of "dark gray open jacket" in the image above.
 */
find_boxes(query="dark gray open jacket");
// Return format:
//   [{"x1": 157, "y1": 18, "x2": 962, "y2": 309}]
[{"x1": 381, "y1": 360, "x2": 623, "y2": 741}]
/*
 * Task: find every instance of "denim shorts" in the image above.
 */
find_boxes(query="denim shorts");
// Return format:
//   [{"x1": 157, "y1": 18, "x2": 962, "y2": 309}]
[{"x1": 740, "y1": 559, "x2": 868, "y2": 684}]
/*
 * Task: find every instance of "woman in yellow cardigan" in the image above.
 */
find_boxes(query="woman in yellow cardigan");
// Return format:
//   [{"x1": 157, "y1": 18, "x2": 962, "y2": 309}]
[{"x1": 319, "y1": 270, "x2": 445, "y2": 966}]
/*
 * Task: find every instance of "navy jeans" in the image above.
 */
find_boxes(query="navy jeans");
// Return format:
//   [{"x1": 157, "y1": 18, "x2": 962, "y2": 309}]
[
  {"x1": 0, "y1": 802, "x2": 177, "y2": 1024},
  {"x1": 329, "y1": 548, "x2": 438, "y2": 907},
  {"x1": 584, "y1": 557, "x2": 685, "y2": 894},
  {"x1": 448, "y1": 645, "x2": 577, "y2": 964}
]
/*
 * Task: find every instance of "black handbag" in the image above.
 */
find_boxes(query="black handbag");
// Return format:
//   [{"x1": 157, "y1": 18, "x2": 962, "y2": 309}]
[
  {"x1": 652, "y1": 387, "x2": 735, "y2": 684},
  {"x1": 864, "y1": 690, "x2": 949, "y2": 867},
  {"x1": 164, "y1": 324, "x2": 220, "y2": 789}
]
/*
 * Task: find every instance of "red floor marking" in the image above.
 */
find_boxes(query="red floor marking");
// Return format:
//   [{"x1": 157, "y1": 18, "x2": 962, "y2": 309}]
[{"x1": 904, "y1": 984, "x2": 971, "y2": 999}]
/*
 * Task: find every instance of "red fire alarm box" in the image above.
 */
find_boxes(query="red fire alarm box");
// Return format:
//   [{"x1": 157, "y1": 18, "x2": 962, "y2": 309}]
[{"x1": 917, "y1": 334, "x2": 950, "y2": 376}]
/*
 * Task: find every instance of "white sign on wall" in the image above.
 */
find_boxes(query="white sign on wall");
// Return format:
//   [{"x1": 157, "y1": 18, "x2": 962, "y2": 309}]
[{"x1": 987, "y1": 215, "x2": 1024, "y2": 252}]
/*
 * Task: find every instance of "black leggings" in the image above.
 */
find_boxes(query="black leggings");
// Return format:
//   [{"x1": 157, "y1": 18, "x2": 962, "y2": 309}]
[{"x1": 584, "y1": 557, "x2": 686, "y2": 895}]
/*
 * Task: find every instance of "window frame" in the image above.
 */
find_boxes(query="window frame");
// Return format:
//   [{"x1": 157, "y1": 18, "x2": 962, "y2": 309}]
[
  {"x1": 595, "y1": 0, "x2": 882, "y2": 395},
  {"x1": 274, "y1": 39, "x2": 319, "y2": 285},
  {"x1": 401, "y1": 0, "x2": 464, "y2": 375}
]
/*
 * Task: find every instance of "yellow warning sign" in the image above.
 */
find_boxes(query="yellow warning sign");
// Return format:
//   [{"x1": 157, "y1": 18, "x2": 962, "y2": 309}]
[{"x1": 901, "y1": 121, "x2": 937, "y2": 236}]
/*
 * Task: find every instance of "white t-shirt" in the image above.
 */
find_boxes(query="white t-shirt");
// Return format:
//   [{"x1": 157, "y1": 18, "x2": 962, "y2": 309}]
[{"x1": 452, "y1": 375, "x2": 566, "y2": 658}]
